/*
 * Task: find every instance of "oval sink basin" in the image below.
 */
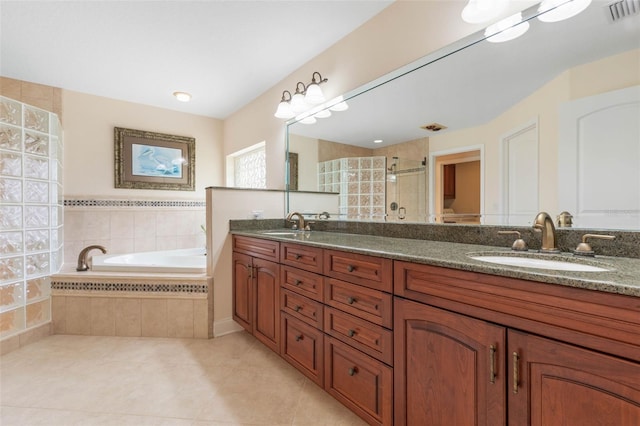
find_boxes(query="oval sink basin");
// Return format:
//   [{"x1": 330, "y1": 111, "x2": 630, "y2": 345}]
[
  {"x1": 259, "y1": 231, "x2": 301, "y2": 236},
  {"x1": 469, "y1": 255, "x2": 610, "y2": 272}
]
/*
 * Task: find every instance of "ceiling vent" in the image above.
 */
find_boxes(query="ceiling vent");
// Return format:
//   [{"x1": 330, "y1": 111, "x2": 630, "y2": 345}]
[
  {"x1": 608, "y1": 0, "x2": 640, "y2": 21},
  {"x1": 421, "y1": 123, "x2": 448, "y2": 132}
]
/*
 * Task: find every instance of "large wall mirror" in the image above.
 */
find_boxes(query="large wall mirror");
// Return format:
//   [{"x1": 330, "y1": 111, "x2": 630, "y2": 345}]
[{"x1": 286, "y1": 1, "x2": 640, "y2": 230}]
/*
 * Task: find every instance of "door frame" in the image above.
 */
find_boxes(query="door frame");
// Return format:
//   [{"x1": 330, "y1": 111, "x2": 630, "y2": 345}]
[{"x1": 429, "y1": 145, "x2": 484, "y2": 223}]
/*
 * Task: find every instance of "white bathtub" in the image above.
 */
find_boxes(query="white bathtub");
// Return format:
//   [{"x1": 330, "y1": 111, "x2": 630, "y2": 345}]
[{"x1": 91, "y1": 248, "x2": 206, "y2": 273}]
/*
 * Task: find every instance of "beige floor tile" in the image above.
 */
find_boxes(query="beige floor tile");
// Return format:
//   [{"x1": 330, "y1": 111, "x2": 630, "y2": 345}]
[{"x1": 1, "y1": 332, "x2": 368, "y2": 426}]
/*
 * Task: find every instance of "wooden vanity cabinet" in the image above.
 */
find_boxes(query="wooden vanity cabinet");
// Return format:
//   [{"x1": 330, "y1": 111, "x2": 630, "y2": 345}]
[
  {"x1": 232, "y1": 236, "x2": 281, "y2": 353},
  {"x1": 394, "y1": 260, "x2": 640, "y2": 426}
]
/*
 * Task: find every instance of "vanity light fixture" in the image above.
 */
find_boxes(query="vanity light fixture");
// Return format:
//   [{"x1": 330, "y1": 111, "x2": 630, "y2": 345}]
[
  {"x1": 173, "y1": 91, "x2": 192, "y2": 102},
  {"x1": 275, "y1": 72, "x2": 347, "y2": 123},
  {"x1": 538, "y1": 0, "x2": 592, "y2": 22},
  {"x1": 461, "y1": 0, "x2": 508, "y2": 23},
  {"x1": 274, "y1": 90, "x2": 295, "y2": 119},
  {"x1": 485, "y1": 12, "x2": 530, "y2": 42}
]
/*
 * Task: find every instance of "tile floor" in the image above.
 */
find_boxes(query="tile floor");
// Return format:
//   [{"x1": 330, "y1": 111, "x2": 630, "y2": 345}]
[{"x1": 0, "y1": 332, "x2": 367, "y2": 425}]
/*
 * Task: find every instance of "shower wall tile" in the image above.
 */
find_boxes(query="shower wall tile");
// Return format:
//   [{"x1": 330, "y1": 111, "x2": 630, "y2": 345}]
[
  {"x1": 23, "y1": 106, "x2": 48, "y2": 133},
  {"x1": 0, "y1": 124, "x2": 21, "y2": 151},
  {"x1": 0, "y1": 152, "x2": 22, "y2": 177},
  {"x1": 0, "y1": 97, "x2": 22, "y2": 126},
  {"x1": 1, "y1": 178, "x2": 22, "y2": 202},
  {"x1": 1, "y1": 282, "x2": 25, "y2": 312},
  {"x1": 24, "y1": 131, "x2": 49, "y2": 156},
  {"x1": 0, "y1": 256, "x2": 24, "y2": 283},
  {"x1": 0, "y1": 231, "x2": 23, "y2": 255},
  {"x1": 26, "y1": 277, "x2": 50, "y2": 301},
  {"x1": 25, "y1": 299, "x2": 50, "y2": 328},
  {"x1": 0, "y1": 307, "x2": 25, "y2": 337},
  {"x1": 23, "y1": 155, "x2": 48, "y2": 180}
]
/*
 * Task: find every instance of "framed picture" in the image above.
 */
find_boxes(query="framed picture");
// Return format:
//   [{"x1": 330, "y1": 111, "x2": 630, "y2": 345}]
[{"x1": 114, "y1": 127, "x2": 195, "y2": 191}]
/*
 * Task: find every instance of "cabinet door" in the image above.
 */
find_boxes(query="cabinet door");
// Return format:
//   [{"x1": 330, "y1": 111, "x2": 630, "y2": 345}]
[
  {"x1": 253, "y1": 257, "x2": 280, "y2": 353},
  {"x1": 281, "y1": 313, "x2": 324, "y2": 387},
  {"x1": 232, "y1": 252, "x2": 252, "y2": 332},
  {"x1": 394, "y1": 298, "x2": 506, "y2": 426},
  {"x1": 509, "y1": 330, "x2": 640, "y2": 425}
]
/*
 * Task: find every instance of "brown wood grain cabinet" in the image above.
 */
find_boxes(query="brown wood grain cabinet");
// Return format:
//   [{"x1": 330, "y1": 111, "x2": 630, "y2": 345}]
[
  {"x1": 232, "y1": 237, "x2": 280, "y2": 353},
  {"x1": 233, "y1": 235, "x2": 640, "y2": 426},
  {"x1": 394, "y1": 260, "x2": 640, "y2": 426}
]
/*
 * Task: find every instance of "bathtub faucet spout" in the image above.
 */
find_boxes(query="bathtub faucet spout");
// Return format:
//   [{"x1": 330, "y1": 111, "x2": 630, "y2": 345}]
[{"x1": 76, "y1": 245, "x2": 107, "y2": 271}]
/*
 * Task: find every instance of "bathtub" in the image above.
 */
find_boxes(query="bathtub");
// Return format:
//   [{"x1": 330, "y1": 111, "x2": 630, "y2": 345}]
[{"x1": 91, "y1": 248, "x2": 206, "y2": 273}]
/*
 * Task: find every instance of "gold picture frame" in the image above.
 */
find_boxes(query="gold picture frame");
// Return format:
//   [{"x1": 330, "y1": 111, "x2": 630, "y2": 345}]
[{"x1": 114, "y1": 127, "x2": 195, "y2": 191}]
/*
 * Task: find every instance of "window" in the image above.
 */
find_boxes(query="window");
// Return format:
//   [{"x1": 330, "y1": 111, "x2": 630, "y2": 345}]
[{"x1": 226, "y1": 141, "x2": 266, "y2": 188}]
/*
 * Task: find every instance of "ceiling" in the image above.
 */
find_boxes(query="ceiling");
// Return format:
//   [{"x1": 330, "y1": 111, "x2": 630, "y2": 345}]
[
  {"x1": 290, "y1": 0, "x2": 640, "y2": 147},
  {"x1": 0, "y1": 0, "x2": 393, "y2": 119}
]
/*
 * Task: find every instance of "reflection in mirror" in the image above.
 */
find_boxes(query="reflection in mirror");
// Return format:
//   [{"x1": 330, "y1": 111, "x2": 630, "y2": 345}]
[{"x1": 286, "y1": 1, "x2": 640, "y2": 230}]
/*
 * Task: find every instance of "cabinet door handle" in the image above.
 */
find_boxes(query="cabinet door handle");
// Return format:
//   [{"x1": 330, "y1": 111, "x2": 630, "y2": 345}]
[
  {"x1": 512, "y1": 351, "x2": 520, "y2": 394},
  {"x1": 294, "y1": 254, "x2": 301, "y2": 260},
  {"x1": 347, "y1": 296, "x2": 356, "y2": 305},
  {"x1": 294, "y1": 279, "x2": 302, "y2": 286},
  {"x1": 347, "y1": 265, "x2": 355, "y2": 272},
  {"x1": 295, "y1": 335, "x2": 303, "y2": 342},
  {"x1": 294, "y1": 305, "x2": 301, "y2": 312},
  {"x1": 247, "y1": 264, "x2": 253, "y2": 279},
  {"x1": 348, "y1": 367, "x2": 357, "y2": 376},
  {"x1": 348, "y1": 329, "x2": 356, "y2": 337},
  {"x1": 489, "y1": 345, "x2": 496, "y2": 384}
]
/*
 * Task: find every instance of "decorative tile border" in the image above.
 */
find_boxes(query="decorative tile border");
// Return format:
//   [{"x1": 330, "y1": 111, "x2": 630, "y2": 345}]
[
  {"x1": 63, "y1": 199, "x2": 206, "y2": 208},
  {"x1": 51, "y1": 280, "x2": 208, "y2": 293}
]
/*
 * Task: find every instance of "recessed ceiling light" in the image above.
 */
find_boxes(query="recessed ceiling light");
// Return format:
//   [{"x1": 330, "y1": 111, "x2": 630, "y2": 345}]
[
  {"x1": 173, "y1": 91, "x2": 192, "y2": 102},
  {"x1": 374, "y1": 139, "x2": 383, "y2": 144}
]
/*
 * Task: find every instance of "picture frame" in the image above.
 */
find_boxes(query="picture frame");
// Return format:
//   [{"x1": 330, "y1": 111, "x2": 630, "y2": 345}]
[{"x1": 114, "y1": 127, "x2": 195, "y2": 191}]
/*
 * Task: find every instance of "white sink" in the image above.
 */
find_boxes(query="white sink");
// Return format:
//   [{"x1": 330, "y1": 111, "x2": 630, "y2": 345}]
[
  {"x1": 260, "y1": 231, "x2": 301, "y2": 236},
  {"x1": 469, "y1": 255, "x2": 610, "y2": 272}
]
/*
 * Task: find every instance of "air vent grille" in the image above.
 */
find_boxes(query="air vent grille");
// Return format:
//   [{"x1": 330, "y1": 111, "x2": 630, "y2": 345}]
[{"x1": 608, "y1": 0, "x2": 640, "y2": 21}]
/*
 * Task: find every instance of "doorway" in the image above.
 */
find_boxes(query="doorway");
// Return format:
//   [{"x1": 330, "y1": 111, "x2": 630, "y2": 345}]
[{"x1": 429, "y1": 147, "x2": 483, "y2": 223}]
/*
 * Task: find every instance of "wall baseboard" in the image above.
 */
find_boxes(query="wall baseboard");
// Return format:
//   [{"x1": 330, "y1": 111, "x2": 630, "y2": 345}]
[{"x1": 213, "y1": 317, "x2": 243, "y2": 337}]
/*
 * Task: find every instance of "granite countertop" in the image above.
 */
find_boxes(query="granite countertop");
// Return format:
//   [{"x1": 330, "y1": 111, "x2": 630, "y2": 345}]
[{"x1": 232, "y1": 229, "x2": 640, "y2": 297}]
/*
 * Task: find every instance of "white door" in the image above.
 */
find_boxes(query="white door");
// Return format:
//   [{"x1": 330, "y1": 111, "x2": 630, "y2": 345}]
[
  {"x1": 502, "y1": 121, "x2": 539, "y2": 226},
  {"x1": 558, "y1": 86, "x2": 640, "y2": 229}
]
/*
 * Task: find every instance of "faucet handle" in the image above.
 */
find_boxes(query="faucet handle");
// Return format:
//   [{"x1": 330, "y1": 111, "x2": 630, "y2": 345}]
[
  {"x1": 304, "y1": 221, "x2": 315, "y2": 231},
  {"x1": 574, "y1": 234, "x2": 615, "y2": 257},
  {"x1": 498, "y1": 231, "x2": 528, "y2": 251}
]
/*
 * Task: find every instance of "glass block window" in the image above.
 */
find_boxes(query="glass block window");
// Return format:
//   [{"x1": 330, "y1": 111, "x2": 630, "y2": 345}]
[
  {"x1": 0, "y1": 96, "x2": 63, "y2": 339},
  {"x1": 227, "y1": 142, "x2": 266, "y2": 189}
]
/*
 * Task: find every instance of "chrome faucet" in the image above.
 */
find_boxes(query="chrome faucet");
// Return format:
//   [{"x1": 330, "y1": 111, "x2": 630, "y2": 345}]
[
  {"x1": 76, "y1": 245, "x2": 107, "y2": 271},
  {"x1": 286, "y1": 211, "x2": 305, "y2": 231},
  {"x1": 533, "y1": 212, "x2": 560, "y2": 253}
]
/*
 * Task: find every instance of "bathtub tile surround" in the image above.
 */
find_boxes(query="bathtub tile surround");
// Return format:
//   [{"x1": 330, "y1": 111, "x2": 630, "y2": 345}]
[
  {"x1": 63, "y1": 198, "x2": 206, "y2": 265},
  {"x1": 0, "y1": 96, "x2": 63, "y2": 343},
  {"x1": 51, "y1": 274, "x2": 209, "y2": 338},
  {"x1": 0, "y1": 333, "x2": 366, "y2": 425}
]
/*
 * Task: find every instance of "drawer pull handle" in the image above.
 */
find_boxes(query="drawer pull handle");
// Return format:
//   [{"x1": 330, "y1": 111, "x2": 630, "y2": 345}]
[
  {"x1": 295, "y1": 335, "x2": 303, "y2": 342},
  {"x1": 347, "y1": 297, "x2": 357, "y2": 305},
  {"x1": 348, "y1": 329, "x2": 356, "y2": 337},
  {"x1": 294, "y1": 279, "x2": 302, "y2": 286},
  {"x1": 347, "y1": 265, "x2": 355, "y2": 272},
  {"x1": 294, "y1": 254, "x2": 301, "y2": 260},
  {"x1": 348, "y1": 367, "x2": 358, "y2": 376},
  {"x1": 512, "y1": 351, "x2": 520, "y2": 394},
  {"x1": 294, "y1": 305, "x2": 302, "y2": 312}
]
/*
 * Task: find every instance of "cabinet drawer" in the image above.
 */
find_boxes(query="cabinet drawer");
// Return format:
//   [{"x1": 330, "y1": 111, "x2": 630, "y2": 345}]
[
  {"x1": 325, "y1": 278, "x2": 393, "y2": 328},
  {"x1": 324, "y1": 249, "x2": 392, "y2": 292},
  {"x1": 281, "y1": 265, "x2": 324, "y2": 302},
  {"x1": 325, "y1": 337, "x2": 392, "y2": 426},
  {"x1": 281, "y1": 243, "x2": 323, "y2": 274},
  {"x1": 281, "y1": 313, "x2": 324, "y2": 387},
  {"x1": 281, "y1": 288, "x2": 323, "y2": 329},
  {"x1": 233, "y1": 236, "x2": 280, "y2": 262},
  {"x1": 324, "y1": 307, "x2": 393, "y2": 365}
]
